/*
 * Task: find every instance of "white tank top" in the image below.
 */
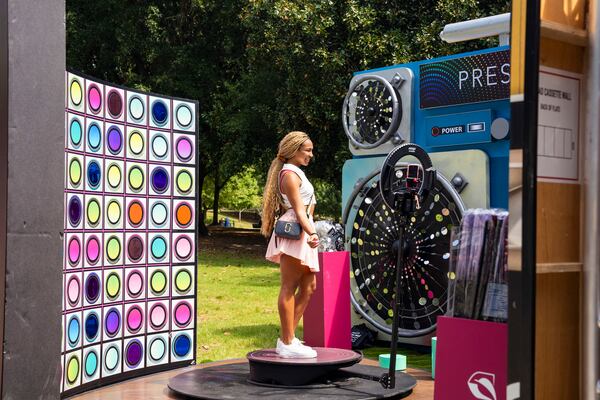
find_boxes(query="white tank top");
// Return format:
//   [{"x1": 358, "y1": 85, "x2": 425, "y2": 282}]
[{"x1": 279, "y1": 163, "x2": 316, "y2": 207}]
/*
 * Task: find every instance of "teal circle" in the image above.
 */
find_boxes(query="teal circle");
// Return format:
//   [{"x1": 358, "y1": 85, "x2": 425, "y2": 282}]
[
  {"x1": 151, "y1": 236, "x2": 167, "y2": 260},
  {"x1": 67, "y1": 316, "x2": 80, "y2": 346},
  {"x1": 149, "y1": 337, "x2": 166, "y2": 361},
  {"x1": 70, "y1": 119, "x2": 82, "y2": 147},
  {"x1": 85, "y1": 351, "x2": 98, "y2": 377},
  {"x1": 88, "y1": 123, "x2": 101, "y2": 151},
  {"x1": 104, "y1": 346, "x2": 119, "y2": 371}
]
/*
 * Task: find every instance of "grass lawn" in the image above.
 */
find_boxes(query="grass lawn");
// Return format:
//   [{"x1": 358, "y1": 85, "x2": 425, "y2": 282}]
[
  {"x1": 196, "y1": 243, "x2": 432, "y2": 372},
  {"x1": 203, "y1": 210, "x2": 255, "y2": 229}
]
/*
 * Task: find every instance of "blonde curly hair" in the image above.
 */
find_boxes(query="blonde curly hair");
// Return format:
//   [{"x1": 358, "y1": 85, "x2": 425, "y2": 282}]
[{"x1": 261, "y1": 131, "x2": 311, "y2": 237}]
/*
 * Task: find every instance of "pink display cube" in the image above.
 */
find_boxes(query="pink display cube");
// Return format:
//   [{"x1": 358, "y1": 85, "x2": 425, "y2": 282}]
[
  {"x1": 303, "y1": 251, "x2": 351, "y2": 349},
  {"x1": 434, "y1": 316, "x2": 507, "y2": 400}
]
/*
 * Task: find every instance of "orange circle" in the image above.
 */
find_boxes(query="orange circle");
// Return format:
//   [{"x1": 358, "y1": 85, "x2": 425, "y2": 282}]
[
  {"x1": 176, "y1": 204, "x2": 192, "y2": 227},
  {"x1": 128, "y1": 201, "x2": 144, "y2": 226}
]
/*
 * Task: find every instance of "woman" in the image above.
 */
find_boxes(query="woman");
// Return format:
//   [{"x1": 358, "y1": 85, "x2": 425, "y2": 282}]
[{"x1": 262, "y1": 131, "x2": 320, "y2": 358}]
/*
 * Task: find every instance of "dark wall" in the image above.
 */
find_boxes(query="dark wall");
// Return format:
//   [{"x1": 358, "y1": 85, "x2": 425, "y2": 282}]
[{"x1": 2, "y1": 1, "x2": 65, "y2": 398}]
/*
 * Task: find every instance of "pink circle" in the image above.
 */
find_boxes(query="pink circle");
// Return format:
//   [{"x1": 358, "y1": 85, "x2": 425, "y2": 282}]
[
  {"x1": 88, "y1": 85, "x2": 102, "y2": 111},
  {"x1": 67, "y1": 277, "x2": 80, "y2": 305},
  {"x1": 150, "y1": 304, "x2": 167, "y2": 329},
  {"x1": 174, "y1": 303, "x2": 192, "y2": 326},
  {"x1": 175, "y1": 236, "x2": 192, "y2": 260},
  {"x1": 427, "y1": 290, "x2": 434, "y2": 299},
  {"x1": 68, "y1": 238, "x2": 80, "y2": 264},
  {"x1": 176, "y1": 137, "x2": 192, "y2": 161},
  {"x1": 127, "y1": 307, "x2": 143, "y2": 332},
  {"x1": 127, "y1": 271, "x2": 143, "y2": 297},
  {"x1": 86, "y1": 237, "x2": 100, "y2": 264}
]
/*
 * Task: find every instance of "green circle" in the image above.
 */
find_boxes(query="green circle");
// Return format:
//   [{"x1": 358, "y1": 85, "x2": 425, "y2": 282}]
[
  {"x1": 106, "y1": 273, "x2": 121, "y2": 298},
  {"x1": 87, "y1": 199, "x2": 101, "y2": 226},
  {"x1": 128, "y1": 166, "x2": 144, "y2": 191},
  {"x1": 151, "y1": 236, "x2": 167, "y2": 260},
  {"x1": 175, "y1": 269, "x2": 192, "y2": 293},
  {"x1": 176, "y1": 170, "x2": 193, "y2": 194},
  {"x1": 106, "y1": 236, "x2": 121, "y2": 263},
  {"x1": 69, "y1": 158, "x2": 82, "y2": 186},
  {"x1": 67, "y1": 355, "x2": 79, "y2": 384},
  {"x1": 104, "y1": 346, "x2": 119, "y2": 371},
  {"x1": 150, "y1": 270, "x2": 167, "y2": 294}
]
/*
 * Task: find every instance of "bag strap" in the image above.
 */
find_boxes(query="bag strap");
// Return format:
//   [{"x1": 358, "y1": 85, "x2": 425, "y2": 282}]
[{"x1": 278, "y1": 169, "x2": 313, "y2": 218}]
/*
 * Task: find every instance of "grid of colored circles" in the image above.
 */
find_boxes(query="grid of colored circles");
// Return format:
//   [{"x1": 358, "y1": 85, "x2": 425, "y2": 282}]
[{"x1": 64, "y1": 74, "x2": 197, "y2": 392}]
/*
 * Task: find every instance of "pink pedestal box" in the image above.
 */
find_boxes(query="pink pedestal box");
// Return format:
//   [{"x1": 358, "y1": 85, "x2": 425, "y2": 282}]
[
  {"x1": 303, "y1": 251, "x2": 351, "y2": 349},
  {"x1": 434, "y1": 316, "x2": 507, "y2": 400}
]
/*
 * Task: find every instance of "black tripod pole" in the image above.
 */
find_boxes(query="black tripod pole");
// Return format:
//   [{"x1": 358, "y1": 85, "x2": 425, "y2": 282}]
[{"x1": 381, "y1": 224, "x2": 404, "y2": 389}]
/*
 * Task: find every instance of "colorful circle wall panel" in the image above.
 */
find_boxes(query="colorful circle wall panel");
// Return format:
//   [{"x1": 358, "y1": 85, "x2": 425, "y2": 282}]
[
  {"x1": 173, "y1": 100, "x2": 195, "y2": 132},
  {"x1": 83, "y1": 347, "x2": 99, "y2": 381},
  {"x1": 150, "y1": 131, "x2": 170, "y2": 162},
  {"x1": 63, "y1": 72, "x2": 197, "y2": 395},
  {"x1": 83, "y1": 310, "x2": 100, "y2": 343},
  {"x1": 106, "y1": 89, "x2": 124, "y2": 120},
  {"x1": 86, "y1": 121, "x2": 102, "y2": 153},
  {"x1": 149, "y1": 97, "x2": 169, "y2": 128},
  {"x1": 106, "y1": 125, "x2": 124, "y2": 156},
  {"x1": 125, "y1": 269, "x2": 145, "y2": 300},
  {"x1": 124, "y1": 339, "x2": 144, "y2": 370},
  {"x1": 149, "y1": 165, "x2": 170, "y2": 195},
  {"x1": 174, "y1": 201, "x2": 193, "y2": 228},
  {"x1": 146, "y1": 334, "x2": 168, "y2": 366},
  {"x1": 86, "y1": 158, "x2": 103, "y2": 191},
  {"x1": 174, "y1": 167, "x2": 195, "y2": 196},
  {"x1": 69, "y1": 76, "x2": 83, "y2": 110},
  {"x1": 68, "y1": 115, "x2": 83, "y2": 149},
  {"x1": 67, "y1": 194, "x2": 83, "y2": 228},
  {"x1": 127, "y1": 93, "x2": 146, "y2": 124},
  {"x1": 171, "y1": 332, "x2": 193, "y2": 360},
  {"x1": 174, "y1": 133, "x2": 195, "y2": 163},
  {"x1": 87, "y1": 83, "x2": 103, "y2": 115}
]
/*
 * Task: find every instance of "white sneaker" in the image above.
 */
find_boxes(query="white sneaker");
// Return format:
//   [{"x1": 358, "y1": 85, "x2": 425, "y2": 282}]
[
  {"x1": 292, "y1": 337, "x2": 316, "y2": 353},
  {"x1": 276, "y1": 338, "x2": 317, "y2": 358}
]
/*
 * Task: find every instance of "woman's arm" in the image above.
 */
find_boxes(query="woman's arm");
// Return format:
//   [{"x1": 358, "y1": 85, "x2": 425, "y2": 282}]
[{"x1": 281, "y1": 173, "x2": 318, "y2": 245}]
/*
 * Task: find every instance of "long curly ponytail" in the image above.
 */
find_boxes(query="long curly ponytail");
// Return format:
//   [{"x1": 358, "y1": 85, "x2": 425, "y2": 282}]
[{"x1": 261, "y1": 131, "x2": 310, "y2": 237}]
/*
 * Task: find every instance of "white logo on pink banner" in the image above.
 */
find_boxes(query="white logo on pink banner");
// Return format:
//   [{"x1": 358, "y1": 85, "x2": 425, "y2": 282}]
[{"x1": 467, "y1": 371, "x2": 497, "y2": 400}]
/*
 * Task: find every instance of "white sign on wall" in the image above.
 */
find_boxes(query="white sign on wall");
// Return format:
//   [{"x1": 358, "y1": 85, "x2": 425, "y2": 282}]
[{"x1": 537, "y1": 67, "x2": 581, "y2": 183}]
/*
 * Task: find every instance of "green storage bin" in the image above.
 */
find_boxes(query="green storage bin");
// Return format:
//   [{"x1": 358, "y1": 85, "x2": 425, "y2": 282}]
[
  {"x1": 432, "y1": 336, "x2": 437, "y2": 379},
  {"x1": 378, "y1": 353, "x2": 407, "y2": 370}
]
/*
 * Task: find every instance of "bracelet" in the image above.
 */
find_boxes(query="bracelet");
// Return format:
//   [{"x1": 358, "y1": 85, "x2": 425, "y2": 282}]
[{"x1": 309, "y1": 232, "x2": 318, "y2": 236}]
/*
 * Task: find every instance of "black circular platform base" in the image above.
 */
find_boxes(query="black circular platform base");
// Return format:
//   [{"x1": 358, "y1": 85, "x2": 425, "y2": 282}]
[
  {"x1": 168, "y1": 361, "x2": 417, "y2": 400},
  {"x1": 247, "y1": 347, "x2": 362, "y2": 386}
]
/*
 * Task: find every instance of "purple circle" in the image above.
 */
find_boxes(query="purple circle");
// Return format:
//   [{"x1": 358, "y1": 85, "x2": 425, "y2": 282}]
[
  {"x1": 105, "y1": 308, "x2": 120, "y2": 337},
  {"x1": 68, "y1": 196, "x2": 82, "y2": 226},
  {"x1": 85, "y1": 273, "x2": 100, "y2": 303},
  {"x1": 151, "y1": 167, "x2": 169, "y2": 194},
  {"x1": 176, "y1": 137, "x2": 193, "y2": 161},
  {"x1": 125, "y1": 340, "x2": 143, "y2": 368},
  {"x1": 107, "y1": 126, "x2": 123, "y2": 154}
]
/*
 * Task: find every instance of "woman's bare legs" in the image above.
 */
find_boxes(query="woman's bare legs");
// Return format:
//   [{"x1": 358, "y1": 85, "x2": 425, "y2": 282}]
[
  {"x1": 278, "y1": 254, "x2": 315, "y2": 344},
  {"x1": 293, "y1": 271, "x2": 316, "y2": 330}
]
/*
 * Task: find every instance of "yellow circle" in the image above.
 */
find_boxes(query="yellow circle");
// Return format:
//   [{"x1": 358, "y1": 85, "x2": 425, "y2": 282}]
[
  {"x1": 107, "y1": 201, "x2": 121, "y2": 225},
  {"x1": 129, "y1": 131, "x2": 144, "y2": 155},
  {"x1": 176, "y1": 170, "x2": 193, "y2": 193},
  {"x1": 107, "y1": 164, "x2": 122, "y2": 188},
  {"x1": 87, "y1": 199, "x2": 101, "y2": 225},
  {"x1": 70, "y1": 79, "x2": 82, "y2": 106},
  {"x1": 67, "y1": 356, "x2": 80, "y2": 384},
  {"x1": 69, "y1": 158, "x2": 82, "y2": 186}
]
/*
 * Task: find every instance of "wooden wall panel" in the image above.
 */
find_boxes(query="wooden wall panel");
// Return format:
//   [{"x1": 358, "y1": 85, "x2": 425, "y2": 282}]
[
  {"x1": 536, "y1": 272, "x2": 581, "y2": 400},
  {"x1": 536, "y1": 182, "x2": 580, "y2": 263},
  {"x1": 541, "y1": 0, "x2": 586, "y2": 28}
]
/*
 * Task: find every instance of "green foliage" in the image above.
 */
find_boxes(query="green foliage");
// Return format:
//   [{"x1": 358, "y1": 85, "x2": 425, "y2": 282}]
[
  {"x1": 67, "y1": 0, "x2": 510, "y2": 227},
  {"x1": 312, "y1": 178, "x2": 342, "y2": 220}
]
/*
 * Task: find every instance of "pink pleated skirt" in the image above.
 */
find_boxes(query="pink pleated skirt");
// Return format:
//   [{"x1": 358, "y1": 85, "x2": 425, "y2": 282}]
[{"x1": 265, "y1": 209, "x2": 320, "y2": 272}]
